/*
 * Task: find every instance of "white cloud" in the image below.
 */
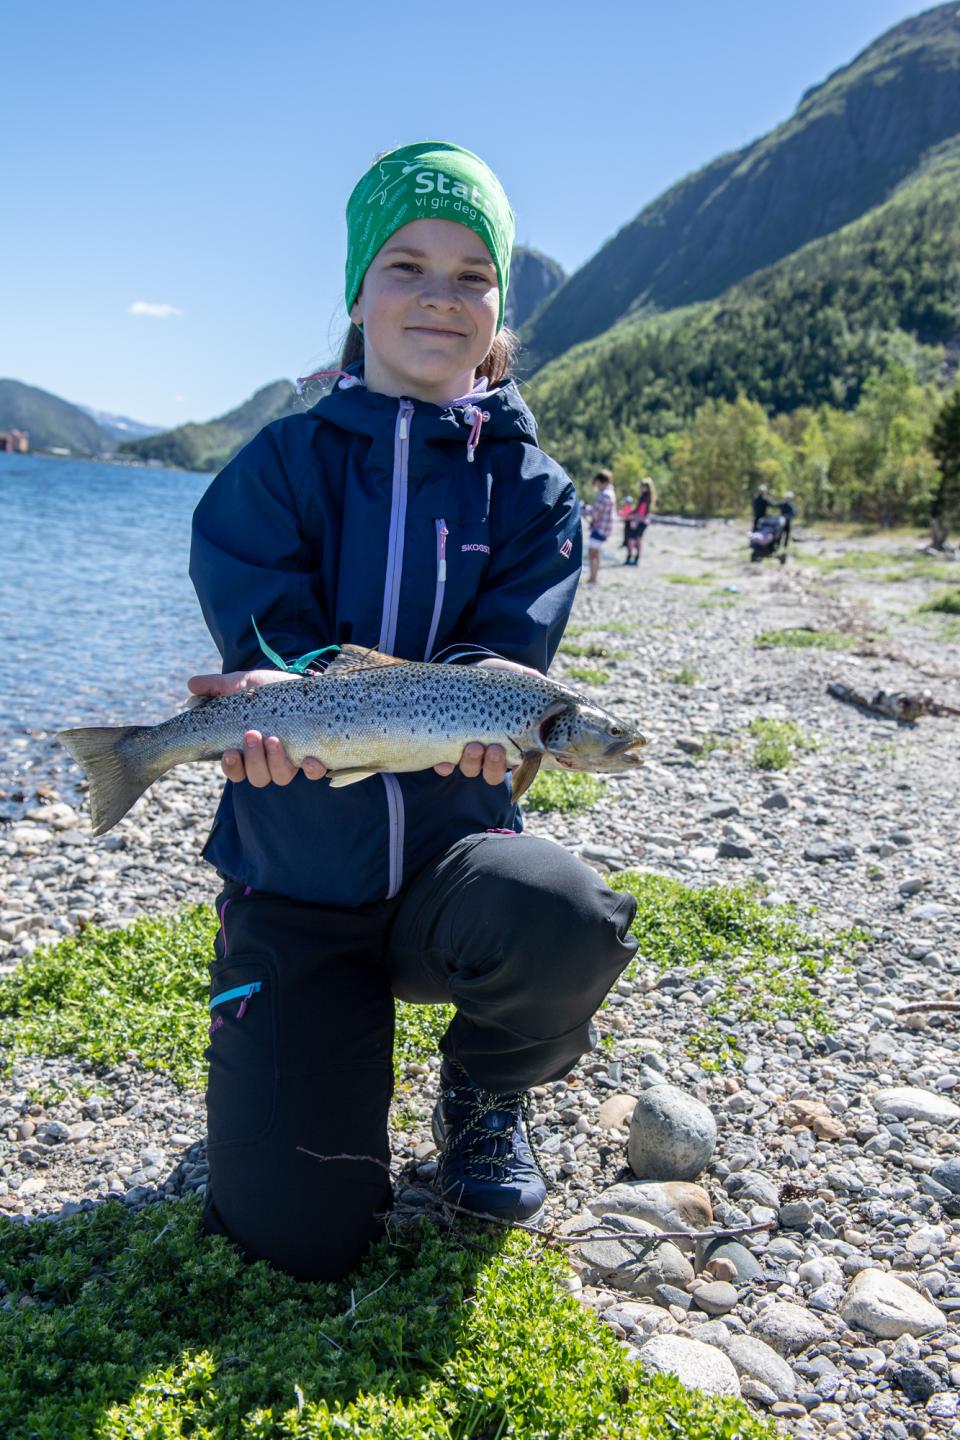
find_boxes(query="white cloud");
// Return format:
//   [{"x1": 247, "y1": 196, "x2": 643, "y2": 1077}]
[{"x1": 128, "y1": 301, "x2": 184, "y2": 318}]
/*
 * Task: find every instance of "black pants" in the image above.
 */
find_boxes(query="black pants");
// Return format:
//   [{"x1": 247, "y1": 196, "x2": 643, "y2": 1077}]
[{"x1": 202, "y1": 832, "x2": 637, "y2": 1281}]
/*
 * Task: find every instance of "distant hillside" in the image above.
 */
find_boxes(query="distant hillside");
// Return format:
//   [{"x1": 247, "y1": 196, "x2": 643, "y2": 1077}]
[
  {"x1": 0, "y1": 379, "x2": 109, "y2": 454},
  {"x1": 79, "y1": 406, "x2": 163, "y2": 446},
  {"x1": 521, "y1": 2, "x2": 960, "y2": 373},
  {"x1": 526, "y1": 137, "x2": 960, "y2": 474},
  {"x1": 504, "y1": 248, "x2": 565, "y2": 332},
  {"x1": 119, "y1": 381, "x2": 300, "y2": 472}
]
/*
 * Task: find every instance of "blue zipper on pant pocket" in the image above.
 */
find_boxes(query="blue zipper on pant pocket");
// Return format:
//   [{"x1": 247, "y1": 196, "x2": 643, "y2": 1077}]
[{"x1": 208, "y1": 981, "x2": 261, "y2": 1035}]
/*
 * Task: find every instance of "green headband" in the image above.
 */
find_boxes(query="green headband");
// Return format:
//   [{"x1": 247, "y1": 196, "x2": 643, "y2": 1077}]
[{"x1": 345, "y1": 141, "x2": 515, "y2": 331}]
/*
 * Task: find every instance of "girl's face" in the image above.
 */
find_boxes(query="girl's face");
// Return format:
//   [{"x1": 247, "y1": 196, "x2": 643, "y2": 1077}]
[{"x1": 350, "y1": 218, "x2": 499, "y2": 404}]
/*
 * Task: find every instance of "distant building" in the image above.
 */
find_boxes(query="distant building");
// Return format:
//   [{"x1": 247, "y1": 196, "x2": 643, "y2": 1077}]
[{"x1": 0, "y1": 429, "x2": 29, "y2": 453}]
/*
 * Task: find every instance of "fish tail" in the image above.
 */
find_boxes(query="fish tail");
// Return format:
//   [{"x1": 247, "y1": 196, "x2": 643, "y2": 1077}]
[{"x1": 57, "y1": 724, "x2": 162, "y2": 835}]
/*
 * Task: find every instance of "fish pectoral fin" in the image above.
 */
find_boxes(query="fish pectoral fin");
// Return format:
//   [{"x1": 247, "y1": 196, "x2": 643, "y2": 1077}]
[
  {"x1": 324, "y1": 645, "x2": 407, "y2": 677},
  {"x1": 326, "y1": 766, "x2": 383, "y2": 788},
  {"x1": 510, "y1": 750, "x2": 543, "y2": 804}
]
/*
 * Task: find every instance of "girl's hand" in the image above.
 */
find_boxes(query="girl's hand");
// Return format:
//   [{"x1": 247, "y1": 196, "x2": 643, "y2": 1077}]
[
  {"x1": 187, "y1": 670, "x2": 327, "y2": 786},
  {"x1": 433, "y1": 656, "x2": 541, "y2": 786}
]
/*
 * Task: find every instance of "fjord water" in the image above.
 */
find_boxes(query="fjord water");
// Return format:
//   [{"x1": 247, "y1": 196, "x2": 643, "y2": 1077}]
[{"x1": 0, "y1": 452, "x2": 220, "y2": 797}]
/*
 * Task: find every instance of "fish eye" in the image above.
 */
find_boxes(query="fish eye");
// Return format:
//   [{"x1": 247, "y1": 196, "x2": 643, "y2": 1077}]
[{"x1": 610, "y1": 726, "x2": 624, "y2": 737}]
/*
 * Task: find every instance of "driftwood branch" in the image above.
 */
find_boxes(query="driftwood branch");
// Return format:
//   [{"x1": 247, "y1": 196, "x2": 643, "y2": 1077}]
[
  {"x1": 296, "y1": 1146, "x2": 393, "y2": 1175},
  {"x1": 898, "y1": 1001, "x2": 960, "y2": 1015}
]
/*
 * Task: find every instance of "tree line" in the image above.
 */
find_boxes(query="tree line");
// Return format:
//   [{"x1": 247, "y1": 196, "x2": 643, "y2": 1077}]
[{"x1": 606, "y1": 367, "x2": 960, "y2": 533}]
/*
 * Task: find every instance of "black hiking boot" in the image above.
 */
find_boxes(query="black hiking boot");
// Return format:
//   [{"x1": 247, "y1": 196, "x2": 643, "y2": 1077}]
[{"x1": 431, "y1": 1058, "x2": 546, "y2": 1224}]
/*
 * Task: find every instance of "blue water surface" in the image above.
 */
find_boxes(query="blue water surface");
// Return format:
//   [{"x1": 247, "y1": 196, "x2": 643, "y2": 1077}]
[{"x1": 0, "y1": 452, "x2": 220, "y2": 794}]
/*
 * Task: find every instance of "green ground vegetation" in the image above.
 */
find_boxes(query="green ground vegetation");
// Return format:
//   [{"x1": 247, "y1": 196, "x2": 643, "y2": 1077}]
[
  {"x1": 754, "y1": 627, "x2": 853, "y2": 650},
  {"x1": 524, "y1": 770, "x2": 605, "y2": 813},
  {"x1": 921, "y1": 588, "x2": 960, "y2": 614},
  {"x1": 0, "y1": 911, "x2": 449, "y2": 1090},
  {"x1": 564, "y1": 622, "x2": 637, "y2": 637},
  {"x1": 558, "y1": 640, "x2": 629, "y2": 659},
  {"x1": 564, "y1": 665, "x2": 610, "y2": 686},
  {"x1": 671, "y1": 665, "x2": 700, "y2": 686},
  {"x1": 0, "y1": 1198, "x2": 773, "y2": 1440},
  {"x1": 608, "y1": 871, "x2": 863, "y2": 1065},
  {"x1": 747, "y1": 718, "x2": 818, "y2": 770},
  {"x1": 664, "y1": 573, "x2": 714, "y2": 585}
]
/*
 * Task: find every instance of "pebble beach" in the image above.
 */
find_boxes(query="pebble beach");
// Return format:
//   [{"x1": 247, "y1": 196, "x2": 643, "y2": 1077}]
[{"x1": 2, "y1": 517, "x2": 960, "y2": 1439}]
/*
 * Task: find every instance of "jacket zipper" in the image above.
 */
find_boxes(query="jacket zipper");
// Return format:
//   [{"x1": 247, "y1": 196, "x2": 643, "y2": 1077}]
[
  {"x1": 379, "y1": 398, "x2": 414, "y2": 900},
  {"x1": 423, "y1": 518, "x2": 448, "y2": 662}
]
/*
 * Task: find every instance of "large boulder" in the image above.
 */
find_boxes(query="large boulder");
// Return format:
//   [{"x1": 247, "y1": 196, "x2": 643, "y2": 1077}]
[
  {"x1": 840, "y1": 1269, "x2": 947, "y2": 1339},
  {"x1": 634, "y1": 1335, "x2": 741, "y2": 1397}
]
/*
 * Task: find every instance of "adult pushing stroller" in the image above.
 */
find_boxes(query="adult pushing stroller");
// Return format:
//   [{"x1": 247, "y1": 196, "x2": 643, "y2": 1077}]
[{"x1": 749, "y1": 513, "x2": 788, "y2": 563}]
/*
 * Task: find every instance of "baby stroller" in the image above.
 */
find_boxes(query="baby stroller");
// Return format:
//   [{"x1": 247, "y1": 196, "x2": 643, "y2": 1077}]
[{"x1": 749, "y1": 513, "x2": 788, "y2": 564}]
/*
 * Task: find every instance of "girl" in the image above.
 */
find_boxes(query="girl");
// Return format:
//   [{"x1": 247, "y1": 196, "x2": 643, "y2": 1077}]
[
  {"x1": 187, "y1": 141, "x2": 637, "y2": 1283},
  {"x1": 624, "y1": 478, "x2": 655, "y2": 566}
]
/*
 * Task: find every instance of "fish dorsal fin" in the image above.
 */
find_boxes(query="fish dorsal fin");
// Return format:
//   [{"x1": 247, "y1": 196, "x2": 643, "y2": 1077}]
[{"x1": 324, "y1": 644, "x2": 408, "y2": 677}]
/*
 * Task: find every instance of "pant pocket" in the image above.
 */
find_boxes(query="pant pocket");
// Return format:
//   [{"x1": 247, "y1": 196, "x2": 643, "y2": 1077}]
[{"x1": 206, "y1": 953, "x2": 277, "y2": 1147}]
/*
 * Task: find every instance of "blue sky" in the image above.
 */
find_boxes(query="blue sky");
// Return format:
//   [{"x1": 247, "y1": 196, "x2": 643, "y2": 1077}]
[{"x1": 2, "y1": 0, "x2": 931, "y2": 428}]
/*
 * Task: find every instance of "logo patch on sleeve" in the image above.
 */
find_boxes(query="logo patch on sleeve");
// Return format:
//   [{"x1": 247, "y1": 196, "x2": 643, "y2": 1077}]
[{"x1": 559, "y1": 538, "x2": 573, "y2": 558}]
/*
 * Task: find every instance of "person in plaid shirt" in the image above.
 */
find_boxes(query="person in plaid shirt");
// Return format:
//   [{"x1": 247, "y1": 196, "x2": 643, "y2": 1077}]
[{"x1": 585, "y1": 468, "x2": 617, "y2": 585}]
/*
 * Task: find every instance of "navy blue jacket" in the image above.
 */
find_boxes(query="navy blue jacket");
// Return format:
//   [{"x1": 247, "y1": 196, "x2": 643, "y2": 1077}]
[{"x1": 189, "y1": 374, "x2": 582, "y2": 905}]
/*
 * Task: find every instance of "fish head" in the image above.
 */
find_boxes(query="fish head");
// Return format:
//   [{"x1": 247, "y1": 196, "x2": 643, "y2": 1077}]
[{"x1": 540, "y1": 699, "x2": 646, "y2": 773}]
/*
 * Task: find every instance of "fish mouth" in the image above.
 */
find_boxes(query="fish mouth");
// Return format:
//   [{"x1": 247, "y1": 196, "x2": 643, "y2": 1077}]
[{"x1": 601, "y1": 734, "x2": 647, "y2": 769}]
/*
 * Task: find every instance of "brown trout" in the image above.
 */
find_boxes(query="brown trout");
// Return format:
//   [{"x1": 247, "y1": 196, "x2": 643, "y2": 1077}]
[{"x1": 57, "y1": 645, "x2": 646, "y2": 835}]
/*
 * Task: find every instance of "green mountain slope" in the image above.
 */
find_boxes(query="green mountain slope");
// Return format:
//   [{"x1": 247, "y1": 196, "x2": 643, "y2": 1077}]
[
  {"x1": 119, "y1": 381, "x2": 300, "y2": 472},
  {"x1": 0, "y1": 379, "x2": 110, "y2": 454},
  {"x1": 526, "y1": 138, "x2": 960, "y2": 474},
  {"x1": 521, "y1": 2, "x2": 960, "y2": 373}
]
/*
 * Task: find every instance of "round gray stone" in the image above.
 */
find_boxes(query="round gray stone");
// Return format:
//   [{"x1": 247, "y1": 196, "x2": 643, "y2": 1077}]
[
  {"x1": 634, "y1": 1335, "x2": 741, "y2": 1397},
  {"x1": 627, "y1": 1085, "x2": 717, "y2": 1182}
]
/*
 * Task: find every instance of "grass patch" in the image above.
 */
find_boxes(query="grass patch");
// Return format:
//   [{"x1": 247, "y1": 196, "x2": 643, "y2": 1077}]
[
  {"x1": 0, "y1": 911, "x2": 449, "y2": 1089},
  {"x1": 558, "y1": 640, "x2": 629, "y2": 659},
  {"x1": 608, "y1": 871, "x2": 864, "y2": 1066},
  {"x1": 671, "y1": 665, "x2": 700, "y2": 686},
  {"x1": 747, "y1": 718, "x2": 817, "y2": 771},
  {"x1": 524, "y1": 770, "x2": 605, "y2": 814},
  {"x1": 0, "y1": 1198, "x2": 772, "y2": 1440},
  {"x1": 754, "y1": 627, "x2": 852, "y2": 650},
  {"x1": 799, "y1": 550, "x2": 891, "y2": 573},
  {"x1": 921, "y1": 588, "x2": 960, "y2": 615},
  {"x1": 879, "y1": 558, "x2": 960, "y2": 584},
  {"x1": 697, "y1": 591, "x2": 739, "y2": 609},
  {"x1": 565, "y1": 664, "x2": 609, "y2": 686},
  {"x1": 664, "y1": 572, "x2": 713, "y2": 586}
]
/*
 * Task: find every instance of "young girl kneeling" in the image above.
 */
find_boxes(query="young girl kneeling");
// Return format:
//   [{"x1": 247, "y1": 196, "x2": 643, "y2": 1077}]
[{"x1": 188, "y1": 142, "x2": 638, "y2": 1282}]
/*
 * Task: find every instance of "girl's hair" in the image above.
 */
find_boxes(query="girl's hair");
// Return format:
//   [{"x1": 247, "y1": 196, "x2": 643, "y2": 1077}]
[
  {"x1": 339, "y1": 324, "x2": 519, "y2": 385},
  {"x1": 640, "y1": 477, "x2": 657, "y2": 510}
]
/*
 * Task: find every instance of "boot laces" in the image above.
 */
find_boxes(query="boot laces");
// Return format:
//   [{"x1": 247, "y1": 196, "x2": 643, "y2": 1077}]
[{"x1": 441, "y1": 1071, "x2": 550, "y2": 1189}]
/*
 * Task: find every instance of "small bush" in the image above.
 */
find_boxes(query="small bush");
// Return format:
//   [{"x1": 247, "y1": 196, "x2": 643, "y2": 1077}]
[
  {"x1": 524, "y1": 770, "x2": 605, "y2": 813},
  {"x1": 921, "y1": 588, "x2": 960, "y2": 615},
  {"x1": 671, "y1": 665, "x2": 700, "y2": 686},
  {"x1": 748, "y1": 718, "x2": 817, "y2": 770}
]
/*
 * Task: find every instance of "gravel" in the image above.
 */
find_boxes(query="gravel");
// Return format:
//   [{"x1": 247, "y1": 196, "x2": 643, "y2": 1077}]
[{"x1": 3, "y1": 521, "x2": 960, "y2": 1436}]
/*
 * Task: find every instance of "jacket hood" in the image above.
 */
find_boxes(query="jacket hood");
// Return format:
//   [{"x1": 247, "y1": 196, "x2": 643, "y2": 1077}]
[{"x1": 304, "y1": 367, "x2": 538, "y2": 451}]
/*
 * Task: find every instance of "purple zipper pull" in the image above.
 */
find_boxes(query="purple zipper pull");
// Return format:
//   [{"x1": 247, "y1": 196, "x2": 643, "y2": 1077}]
[
  {"x1": 209, "y1": 1015, "x2": 225, "y2": 1037},
  {"x1": 438, "y1": 519, "x2": 448, "y2": 582},
  {"x1": 236, "y1": 983, "x2": 257, "y2": 1020}
]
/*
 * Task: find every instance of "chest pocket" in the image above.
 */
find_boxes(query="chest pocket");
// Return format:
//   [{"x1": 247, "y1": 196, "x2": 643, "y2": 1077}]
[{"x1": 406, "y1": 466, "x2": 494, "y2": 660}]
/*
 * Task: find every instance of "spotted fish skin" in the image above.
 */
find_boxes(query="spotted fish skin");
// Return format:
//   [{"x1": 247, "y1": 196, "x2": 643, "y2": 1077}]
[{"x1": 57, "y1": 646, "x2": 645, "y2": 835}]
